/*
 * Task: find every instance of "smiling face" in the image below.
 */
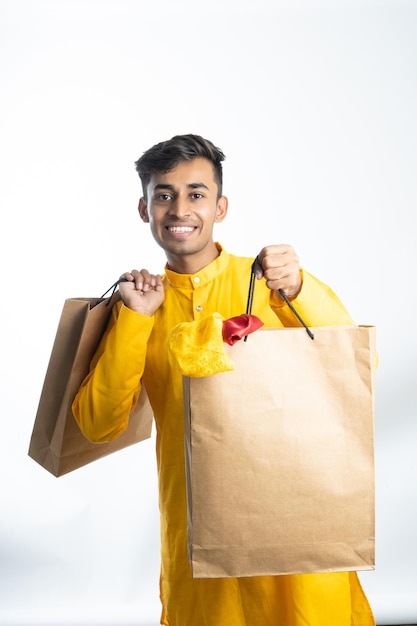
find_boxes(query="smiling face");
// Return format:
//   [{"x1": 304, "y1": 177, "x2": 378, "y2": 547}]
[{"x1": 138, "y1": 157, "x2": 228, "y2": 274}]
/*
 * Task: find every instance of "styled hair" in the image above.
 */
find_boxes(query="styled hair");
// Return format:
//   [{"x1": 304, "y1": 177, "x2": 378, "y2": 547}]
[{"x1": 134, "y1": 134, "x2": 225, "y2": 200}]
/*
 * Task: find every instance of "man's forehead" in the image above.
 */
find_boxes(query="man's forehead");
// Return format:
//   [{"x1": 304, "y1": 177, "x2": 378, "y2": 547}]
[{"x1": 148, "y1": 158, "x2": 216, "y2": 189}]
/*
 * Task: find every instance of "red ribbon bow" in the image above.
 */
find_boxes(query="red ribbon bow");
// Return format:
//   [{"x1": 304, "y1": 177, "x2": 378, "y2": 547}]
[{"x1": 222, "y1": 314, "x2": 264, "y2": 346}]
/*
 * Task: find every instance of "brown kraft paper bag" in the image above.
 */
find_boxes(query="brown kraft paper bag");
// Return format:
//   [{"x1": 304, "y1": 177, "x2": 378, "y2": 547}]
[
  {"x1": 183, "y1": 324, "x2": 376, "y2": 578},
  {"x1": 28, "y1": 293, "x2": 153, "y2": 477}
]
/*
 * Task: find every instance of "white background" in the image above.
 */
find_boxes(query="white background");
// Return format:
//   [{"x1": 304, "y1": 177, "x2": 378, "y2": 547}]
[{"x1": 1, "y1": 0, "x2": 416, "y2": 624}]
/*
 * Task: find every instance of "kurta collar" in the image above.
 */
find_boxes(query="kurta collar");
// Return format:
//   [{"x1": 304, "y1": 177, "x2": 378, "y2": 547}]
[{"x1": 164, "y1": 244, "x2": 230, "y2": 290}]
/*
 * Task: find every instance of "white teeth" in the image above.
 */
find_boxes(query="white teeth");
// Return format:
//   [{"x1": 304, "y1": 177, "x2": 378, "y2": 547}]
[{"x1": 168, "y1": 226, "x2": 194, "y2": 233}]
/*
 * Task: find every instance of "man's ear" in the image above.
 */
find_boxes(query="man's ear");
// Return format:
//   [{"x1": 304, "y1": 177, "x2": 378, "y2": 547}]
[
  {"x1": 214, "y1": 195, "x2": 228, "y2": 223},
  {"x1": 138, "y1": 197, "x2": 149, "y2": 223}
]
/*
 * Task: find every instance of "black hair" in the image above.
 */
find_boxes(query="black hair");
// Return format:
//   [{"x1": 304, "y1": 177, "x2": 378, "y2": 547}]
[{"x1": 134, "y1": 134, "x2": 225, "y2": 200}]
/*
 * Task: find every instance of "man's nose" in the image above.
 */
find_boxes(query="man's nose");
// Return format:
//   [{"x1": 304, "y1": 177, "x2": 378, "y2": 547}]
[{"x1": 169, "y1": 196, "x2": 190, "y2": 218}]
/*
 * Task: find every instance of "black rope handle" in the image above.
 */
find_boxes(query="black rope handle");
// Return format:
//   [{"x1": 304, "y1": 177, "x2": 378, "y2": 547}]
[
  {"x1": 243, "y1": 259, "x2": 258, "y2": 342},
  {"x1": 277, "y1": 289, "x2": 315, "y2": 340},
  {"x1": 246, "y1": 260, "x2": 257, "y2": 315},
  {"x1": 245, "y1": 257, "x2": 314, "y2": 340},
  {"x1": 100, "y1": 277, "x2": 130, "y2": 304}
]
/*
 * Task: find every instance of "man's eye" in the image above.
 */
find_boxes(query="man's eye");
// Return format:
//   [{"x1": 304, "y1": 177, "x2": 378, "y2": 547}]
[
  {"x1": 191, "y1": 193, "x2": 204, "y2": 199},
  {"x1": 157, "y1": 193, "x2": 172, "y2": 201}
]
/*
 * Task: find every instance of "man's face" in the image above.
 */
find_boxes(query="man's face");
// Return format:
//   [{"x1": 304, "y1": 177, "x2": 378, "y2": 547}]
[{"x1": 139, "y1": 157, "x2": 228, "y2": 272}]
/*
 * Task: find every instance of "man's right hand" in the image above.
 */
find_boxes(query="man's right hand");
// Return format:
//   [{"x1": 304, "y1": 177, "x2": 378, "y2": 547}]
[{"x1": 118, "y1": 269, "x2": 165, "y2": 316}]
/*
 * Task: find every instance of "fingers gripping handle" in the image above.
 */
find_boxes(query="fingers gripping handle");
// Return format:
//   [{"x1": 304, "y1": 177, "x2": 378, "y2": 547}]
[{"x1": 246, "y1": 257, "x2": 314, "y2": 340}]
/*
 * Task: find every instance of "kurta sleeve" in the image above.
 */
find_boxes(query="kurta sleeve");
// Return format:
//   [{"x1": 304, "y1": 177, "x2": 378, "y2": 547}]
[
  {"x1": 270, "y1": 269, "x2": 354, "y2": 327},
  {"x1": 72, "y1": 302, "x2": 154, "y2": 443}
]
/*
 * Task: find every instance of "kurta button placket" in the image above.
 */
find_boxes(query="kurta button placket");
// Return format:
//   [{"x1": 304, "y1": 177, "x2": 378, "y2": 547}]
[{"x1": 192, "y1": 276, "x2": 203, "y2": 315}]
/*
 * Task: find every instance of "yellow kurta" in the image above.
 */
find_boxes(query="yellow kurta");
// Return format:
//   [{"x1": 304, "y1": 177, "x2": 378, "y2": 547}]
[{"x1": 72, "y1": 245, "x2": 375, "y2": 626}]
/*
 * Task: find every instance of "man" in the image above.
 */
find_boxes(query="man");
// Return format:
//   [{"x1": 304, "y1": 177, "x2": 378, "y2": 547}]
[{"x1": 72, "y1": 134, "x2": 375, "y2": 625}]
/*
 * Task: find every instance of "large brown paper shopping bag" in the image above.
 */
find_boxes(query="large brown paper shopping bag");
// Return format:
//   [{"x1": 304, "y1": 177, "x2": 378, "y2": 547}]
[
  {"x1": 183, "y1": 325, "x2": 376, "y2": 578},
  {"x1": 28, "y1": 294, "x2": 153, "y2": 477}
]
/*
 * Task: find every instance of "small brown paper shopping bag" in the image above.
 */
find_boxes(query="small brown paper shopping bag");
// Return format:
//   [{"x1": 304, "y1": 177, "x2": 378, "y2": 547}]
[
  {"x1": 28, "y1": 293, "x2": 153, "y2": 477},
  {"x1": 183, "y1": 324, "x2": 376, "y2": 578}
]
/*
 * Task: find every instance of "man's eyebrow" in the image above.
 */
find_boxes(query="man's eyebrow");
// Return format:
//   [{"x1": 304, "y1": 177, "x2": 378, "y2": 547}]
[
  {"x1": 153, "y1": 182, "x2": 210, "y2": 192},
  {"x1": 153, "y1": 183, "x2": 175, "y2": 192},
  {"x1": 188, "y1": 182, "x2": 209, "y2": 190}
]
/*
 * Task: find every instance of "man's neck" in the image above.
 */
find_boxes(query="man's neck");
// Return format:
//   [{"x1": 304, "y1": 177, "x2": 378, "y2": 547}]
[{"x1": 165, "y1": 243, "x2": 220, "y2": 275}]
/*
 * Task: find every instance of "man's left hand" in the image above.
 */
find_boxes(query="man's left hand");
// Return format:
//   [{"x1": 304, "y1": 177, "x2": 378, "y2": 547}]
[{"x1": 254, "y1": 245, "x2": 302, "y2": 299}]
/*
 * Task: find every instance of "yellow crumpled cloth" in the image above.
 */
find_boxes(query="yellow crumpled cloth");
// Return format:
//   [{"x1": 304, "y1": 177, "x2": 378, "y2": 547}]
[{"x1": 168, "y1": 313, "x2": 234, "y2": 377}]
